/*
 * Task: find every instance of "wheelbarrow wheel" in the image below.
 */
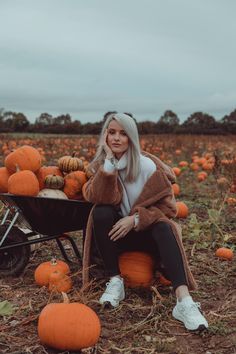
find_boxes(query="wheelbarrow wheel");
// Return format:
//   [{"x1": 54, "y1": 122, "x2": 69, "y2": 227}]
[{"x1": 0, "y1": 225, "x2": 31, "y2": 276}]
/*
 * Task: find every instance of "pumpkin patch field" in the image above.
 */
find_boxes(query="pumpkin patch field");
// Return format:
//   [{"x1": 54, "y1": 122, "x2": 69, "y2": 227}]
[{"x1": 0, "y1": 133, "x2": 236, "y2": 354}]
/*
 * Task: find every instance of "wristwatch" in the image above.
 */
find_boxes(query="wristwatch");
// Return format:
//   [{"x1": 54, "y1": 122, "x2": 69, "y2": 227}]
[{"x1": 134, "y1": 213, "x2": 139, "y2": 228}]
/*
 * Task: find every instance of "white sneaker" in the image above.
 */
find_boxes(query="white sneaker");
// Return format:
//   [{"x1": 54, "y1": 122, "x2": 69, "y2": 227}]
[
  {"x1": 172, "y1": 296, "x2": 208, "y2": 331},
  {"x1": 99, "y1": 276, "x2": 125, "y2": 308}
]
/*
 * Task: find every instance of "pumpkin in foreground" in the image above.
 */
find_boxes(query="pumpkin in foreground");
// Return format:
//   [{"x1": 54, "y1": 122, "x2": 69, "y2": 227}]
[
  {"x1": 119, "y1": 251, "x2": 155, "y2": 288},
  {"x1": 38, "y1": 295, "x2": 101, "y2": 350}
]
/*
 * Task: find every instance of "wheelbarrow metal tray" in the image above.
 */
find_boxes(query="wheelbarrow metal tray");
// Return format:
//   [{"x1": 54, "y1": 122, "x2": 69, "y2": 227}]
[{"x1": 0, "y1": 194, "x2": 93, "y2": 236}]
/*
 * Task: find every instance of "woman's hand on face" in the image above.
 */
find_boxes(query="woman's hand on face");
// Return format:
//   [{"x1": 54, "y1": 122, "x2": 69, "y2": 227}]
[
  {"x1": 102, "y1": 129, "x2": 114, "y2": 159},
  {"x1": 109, "y1": 216, "x2": 135, "y2": 241}
]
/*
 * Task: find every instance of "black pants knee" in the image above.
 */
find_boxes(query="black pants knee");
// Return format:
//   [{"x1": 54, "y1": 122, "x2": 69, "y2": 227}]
[{"x1": 92, "y1": 205, "x2": 187, "y2": 290}]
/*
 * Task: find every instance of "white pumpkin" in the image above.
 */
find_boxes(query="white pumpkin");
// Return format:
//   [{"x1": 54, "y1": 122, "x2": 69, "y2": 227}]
[{"x1": 37, "y1": 188, "x2": 68, "y2": 199}]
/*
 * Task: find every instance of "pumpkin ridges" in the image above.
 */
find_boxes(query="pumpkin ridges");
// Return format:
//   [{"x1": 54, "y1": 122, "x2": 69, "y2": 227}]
[
  {"x1": 38, "y1": 302, "x2": 101, "y2": 350},
  {"x1": 63, "y1": 171, "x2": 87, "y2": 199},
  {"x1": 8, "y1": 169, "x2": 40, "y2": 196},
  {"x1": 119, "y1": 251, "x2": 155, "y2": 288},
  {"x1": 58, "y1": 153, "x2": 84, "y2": 174},
  {"x1": 5, "y1": 145, "x2": 41, "y2": 173},
  {"x1": 44, "y1": 174, "x2": 64, "y2": 189}
]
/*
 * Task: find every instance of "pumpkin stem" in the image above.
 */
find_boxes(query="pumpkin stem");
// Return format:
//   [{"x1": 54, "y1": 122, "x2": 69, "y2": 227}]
[
  {"x1": 72, "y1": 152, "x2": 77, "y2": 157},
  {"x1": 15, "y1": 164, "x2": 20, "y2": 172},
  {"x1": 51, "y1": 257, "x2": 57, "y2": 266},
  {"x1": 62, "y1": 292, "x2": 70, "y2": 303}
]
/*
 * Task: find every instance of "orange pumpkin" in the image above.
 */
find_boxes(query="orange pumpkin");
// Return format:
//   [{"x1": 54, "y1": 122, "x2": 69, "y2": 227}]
[
  {"x1": 0, "y1": 167, "x2": 12, "y2": 192},
  {"x1": 172, "y1": 183, "x2": 180, "y2": 196},
  {"x1": 175, "y1": 149, "x2": 182, "y2": 155},
  {"x1": 178, "y1": 161, "x2": 188, "y2": 167},
  {"x1": 38, "y1": 295, "x2": 101, "y2": 350},
  {"x1": 202, "y1": 163, "x2": 214, "y2": 171},
  {"x1": 172, "y1": 167, "x2": 181, "y2": 177},
  {"x1": 199, "y1": 171, "x2": 208, "y2": 178},
  {"x1": 8, "y1": 169, "x2": 39, "y2": 196},
  {"x1": 197, "y1": 171, "x2": 207, "y2": 182},
  {"x1": 34, "y1": 258, "x2": 70, "y2": 286},
  {"x1": 176, "y1": 201, "x2": 189, "y2": 218},
  {"x1": 226, "y1": 197, "x2": 236, "y2": 205},
  {"x1": 36, "y1": 166, "x2": 63, "y2": 190},
  {"x1": 197, "y1": 157, "x2": 207, "y2": 166},
  {"x1": 63, "y1": 171, "x2": 87, "y2": 199},
  {"x1": 48, "y1": 270, "x2": 72, "y2": 293},
  {"x1": 190, "y1": 162, "x2": 199, "y2": 171},
  {"x1": 5, "y1": 145, "x2": 41, "y2": 173},
  {"x1": 215, "y1": 247, "x2": 233, "y2": 261},
  {"x1": 119, "y1": 251, "x2": 155, "y2": 288}
]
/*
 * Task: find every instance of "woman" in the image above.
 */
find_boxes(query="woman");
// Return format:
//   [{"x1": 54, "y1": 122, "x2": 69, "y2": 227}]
[{"x1": 82, "y1": 113, "x2": 208, "y2": 331}]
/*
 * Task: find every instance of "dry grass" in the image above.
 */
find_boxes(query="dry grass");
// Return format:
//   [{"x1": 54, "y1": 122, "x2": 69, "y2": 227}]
[{"x1": 0, "y1": 134, "x2": 236, "y2": 354}]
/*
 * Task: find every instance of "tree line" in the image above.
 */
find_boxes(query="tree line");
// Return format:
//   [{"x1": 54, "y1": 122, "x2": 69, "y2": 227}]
[{"x1": 0, "y1": 108, "x2": 236, "y2": 134}]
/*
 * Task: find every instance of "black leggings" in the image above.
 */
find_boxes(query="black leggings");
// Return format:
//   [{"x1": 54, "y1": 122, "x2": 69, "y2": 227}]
[{"x1": 92, "y1": 205, "x2": 187, "y2": 291}]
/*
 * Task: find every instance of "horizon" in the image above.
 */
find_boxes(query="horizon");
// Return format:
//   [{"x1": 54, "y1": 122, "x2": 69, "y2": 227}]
[{"x1": 1, "y1": 107, "x2": 232, "y2": 124}]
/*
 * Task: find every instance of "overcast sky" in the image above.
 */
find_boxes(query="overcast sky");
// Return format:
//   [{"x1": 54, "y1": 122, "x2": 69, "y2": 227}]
[{"x1": 0, "y1": 0, "x2": 236, "y2": 123}]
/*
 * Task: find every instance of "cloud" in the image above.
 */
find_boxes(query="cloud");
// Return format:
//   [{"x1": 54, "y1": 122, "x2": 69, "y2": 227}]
[{"x1": 0, "y1": 0, "x2": 235, "y2": 122}]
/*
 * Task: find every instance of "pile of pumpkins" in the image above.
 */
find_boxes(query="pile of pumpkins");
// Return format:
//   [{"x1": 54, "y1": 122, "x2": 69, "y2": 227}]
[{"x1": 0, "y1": 145, "x2": 88, "y2": 199}]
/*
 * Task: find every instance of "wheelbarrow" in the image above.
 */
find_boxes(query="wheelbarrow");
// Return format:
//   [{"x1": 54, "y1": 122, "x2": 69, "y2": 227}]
[{"x1": 0, "y1": 193, "x2": 93, "y2": 277}]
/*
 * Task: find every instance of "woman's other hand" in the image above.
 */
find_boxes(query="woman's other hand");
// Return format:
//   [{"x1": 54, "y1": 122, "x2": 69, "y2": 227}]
[
  {"x1": 102, "y1": 129, "x2": 114, "y2": 159},
  {"x1": 109, "y1": 216, "x2": 135, "y2": 241}
]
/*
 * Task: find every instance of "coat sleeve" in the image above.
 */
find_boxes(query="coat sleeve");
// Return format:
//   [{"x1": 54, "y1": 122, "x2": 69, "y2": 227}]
[
  {"x1": 82, "y1": 166, "x2": 122, "y2": 205},
  {"x1": 133, "y1": 194, "x2": 177, "y2": 231}
]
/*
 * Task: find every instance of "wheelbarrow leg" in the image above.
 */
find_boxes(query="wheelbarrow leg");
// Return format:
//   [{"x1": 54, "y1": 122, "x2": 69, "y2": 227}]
[
  {"x1": 55, "y1": 238, "x2": 71, "y2": 262},
  {"x1": 0, "y1": 211, "x2": 19, "y2": 247},
  {"x1": 66, "y1": 236, "x2": 82, "y2": 261},
  {"x1": 55, "y1": 236, "x2": 82, "y2": 263},
  {"x1": 1, "y1": 208, "x2": 11, "y2": 225}
]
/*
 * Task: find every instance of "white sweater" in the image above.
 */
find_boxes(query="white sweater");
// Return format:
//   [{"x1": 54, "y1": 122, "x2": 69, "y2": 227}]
[{"x1": 103, "y1": 154, "x2": 156, "y2": 217}]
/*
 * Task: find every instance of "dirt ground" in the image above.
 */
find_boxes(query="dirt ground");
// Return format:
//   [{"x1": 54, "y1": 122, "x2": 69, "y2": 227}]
[
  {"x1": 0, "y1": 219, "x2": 235, "y2": 354},
  {"x1": 0, "y1": 135, "x2": 236, "y2": 354}
]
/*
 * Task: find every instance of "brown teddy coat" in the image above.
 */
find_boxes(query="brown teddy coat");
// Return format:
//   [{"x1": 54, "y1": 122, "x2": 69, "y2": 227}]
[{"x1": 82, "y1": 151, "x2": 197, "y2": 290}]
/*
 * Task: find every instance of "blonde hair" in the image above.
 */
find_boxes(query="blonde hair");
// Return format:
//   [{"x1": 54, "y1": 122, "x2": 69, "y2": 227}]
[{"x1": 93, "y1": 113, "x2": 141, "y2": 182}]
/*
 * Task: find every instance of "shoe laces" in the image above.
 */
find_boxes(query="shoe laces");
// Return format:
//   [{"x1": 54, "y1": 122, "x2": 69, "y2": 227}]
[
  {"x1": 181, "y1": 301, "x2": 202, "y2": 315},
  {"x1": 105, "y1": 279, "x2": 122, "y2": 294}
]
